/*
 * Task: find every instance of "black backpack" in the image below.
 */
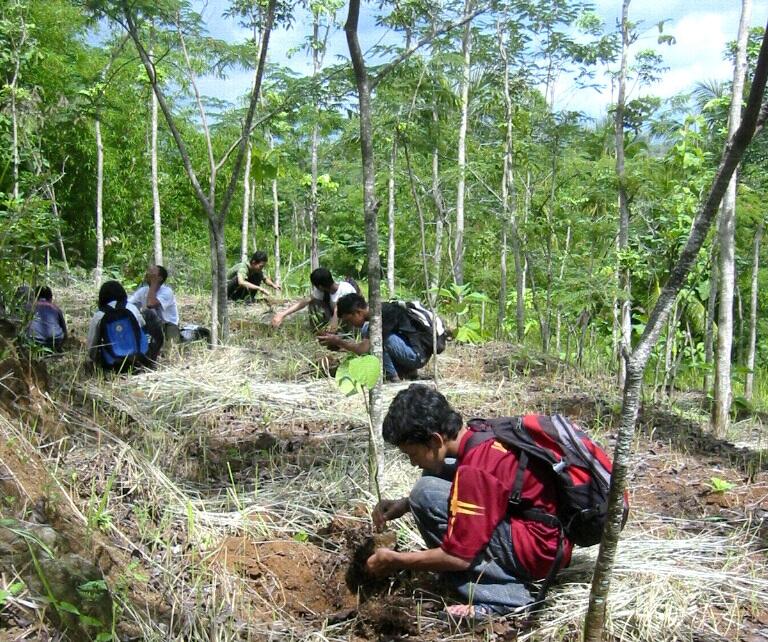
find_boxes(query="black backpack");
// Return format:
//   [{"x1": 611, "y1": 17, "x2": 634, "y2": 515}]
[
  {"x1": 97, "y1": 303, "x2": 149, "y2": 372},
  {"x1": 396, "y1": 300, "x2": 447, "y2": 356}
]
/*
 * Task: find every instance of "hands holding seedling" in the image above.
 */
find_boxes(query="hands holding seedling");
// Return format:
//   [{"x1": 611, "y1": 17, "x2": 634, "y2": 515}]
[{"x1": 366, "y1": 497, "x2": 410, "y2": 576}]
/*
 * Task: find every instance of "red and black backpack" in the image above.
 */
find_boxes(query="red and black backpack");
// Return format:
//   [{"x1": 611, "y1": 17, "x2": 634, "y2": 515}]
[
  {"x1": 465, "y1": 415, "x2": 629, "y2": 606},
  {"x1": 465, "y1": 415, "x2": 629, "y2": 547}
]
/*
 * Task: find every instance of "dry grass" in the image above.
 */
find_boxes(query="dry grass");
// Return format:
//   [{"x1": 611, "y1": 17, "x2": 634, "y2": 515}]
[{"x1": 1, "y1": 279, "x2": 766, "y2": 641}]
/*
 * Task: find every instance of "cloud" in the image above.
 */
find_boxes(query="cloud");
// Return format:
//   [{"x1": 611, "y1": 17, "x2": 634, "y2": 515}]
[{"x1": 552, "y1": 3, "x2": 767, "y2": 117}]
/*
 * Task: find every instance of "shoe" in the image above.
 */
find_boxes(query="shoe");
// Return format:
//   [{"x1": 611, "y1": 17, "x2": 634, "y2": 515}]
[
  {"x1": 401, "y1": 369, "x2": 419, "y2": 381},
  {"x1": 385, "y1": 373, "x2": 401, "y2": 383}
]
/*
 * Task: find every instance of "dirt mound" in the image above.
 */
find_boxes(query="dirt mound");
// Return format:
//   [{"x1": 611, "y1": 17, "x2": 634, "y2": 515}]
[{"x1": 214, "y1": 536, "x2": 356, "y2": 620}]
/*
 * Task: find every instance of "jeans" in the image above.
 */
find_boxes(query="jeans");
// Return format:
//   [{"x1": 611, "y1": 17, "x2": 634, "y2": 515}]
[
  {"x1": 409, "y1": 475, "x2": 533, "y2": 614},
  {"x1": 383, "y1": 334, "x2": 426, "y2": 378}
]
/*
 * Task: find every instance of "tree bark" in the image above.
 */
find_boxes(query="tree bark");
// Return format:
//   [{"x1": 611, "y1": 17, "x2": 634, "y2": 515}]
[
  {"x1": 345, "y1": 0, "x2": 385, "y2": 498},
  {"x1": 241, "y1": 142, "x2": 252, "y2": 263},
  {"x1": 452, "y1": 0, "x2": 474, "y2": 287},
  {"x1": 713, "y1": 0, "x2": 751, "y2": 437},
  {"x1": 703, "y1": 241, "x2": 718, "y2": 391},
  {"x1": 745, "y1": 216, "x2": 764, "y2": 399},
  {"x1": 498, "y1": 19, "x2": 513, "y2": 337},
  {"x1": 94, "y1": 117, "x2": 104, "y2": 285},
  {"x1": 386, "y1": 135, "x2": 397, "y2": 295},
  {"x1": 430, "y1": 113, "x2": 446, "y2": 296},
  {"x1": 271, "y1": 136, "x2": 282, "y2": 286},
  {"x1": 615, "y1": 0, "x2": 632, "y2": 389},
  {"x1": 150, "y1": 45, "x2": 163, "y2": 266},
  {"x1": 583, "y1": 23, "x2": 768, "y2": 640}
]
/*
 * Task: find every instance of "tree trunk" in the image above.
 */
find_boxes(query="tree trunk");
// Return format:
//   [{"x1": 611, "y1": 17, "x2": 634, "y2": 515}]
[
  {"x1": 615, "y1": 0, "x2": 632, "y2": 388},
  {"x1": 430, "y1": 119, "x2": 446, "y2": 297},
  {"x1": 386, "y1": 136, "x2": 397, "y2": 295},
  {"x1": 514, "y1": 175, "x2": 529, "y2": 343},
  {"x1": 498, "y1": 20, "x2": 512, "y2": 337},
  {"x1": 745, "y1": 217, "x2": 764, "y2": 399},
  {"x1": 150, "y1": 47, "x2": 163, "y2": 266},
  {"x1": 94, "y1": 117, "x2": 104, "y2": 285},
  {"x1": 241, "y1": 142, "x2": 252, "y2": 262},
  {"x1": 452, "y1": 0, "x2": 474, "y2": 287},
  {"x1": 704, "y1": 241, "x2": 718, "y2": 391},
  {"x1": 346, "y1": 0, "x2": 385, "y2": 498},
  {"x1": 48, "y1": 183, "x2": 69, "y2": 273},
  {"x1": 712, "y1": 0, "x2": 751, "y2": 437},
  {"x1": 9, "y1": 11, "x2": 25, "y2": 201},
  {"x1": 310, "y1": 121, "x2": 321, "y2": 270},
  {"x1": 272, "y1": 137, "x2": 282, "y2": 286},
  {"x1": 583, "y1": 24, "x2": 768, "y2": 640}
]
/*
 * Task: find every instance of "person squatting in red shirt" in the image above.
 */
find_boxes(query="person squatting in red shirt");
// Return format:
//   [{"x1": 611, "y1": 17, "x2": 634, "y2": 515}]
[{"x1": 366, "y1": 384, "x2": 572, "y2": 623}]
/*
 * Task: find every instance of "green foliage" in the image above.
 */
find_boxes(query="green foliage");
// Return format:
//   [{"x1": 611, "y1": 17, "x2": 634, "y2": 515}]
[
  {"x1": 335, "y1": 354, "x2": 380, "y2": 395},
  {"x1": 705, "y1": 477, "x2": 735, "y2": 494}
]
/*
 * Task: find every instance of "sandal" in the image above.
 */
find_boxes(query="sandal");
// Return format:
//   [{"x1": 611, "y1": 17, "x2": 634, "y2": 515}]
[{"x1": 439, "y1": 603, "x2": 495, "y2": 627}]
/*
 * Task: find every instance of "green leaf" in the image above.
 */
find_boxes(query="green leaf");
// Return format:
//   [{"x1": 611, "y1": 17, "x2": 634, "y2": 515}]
[
  {"x1": 347, "y1": 355, "x2": 381, "y2": 390},
  {"x1": 56, "y1": 600, "x2": 81, "y2": 615}
]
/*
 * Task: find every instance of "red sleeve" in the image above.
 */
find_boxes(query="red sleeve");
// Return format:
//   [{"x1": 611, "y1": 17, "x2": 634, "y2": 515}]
[{"x1": 441, "y1": 465, "x2": 510, "y2": 561}]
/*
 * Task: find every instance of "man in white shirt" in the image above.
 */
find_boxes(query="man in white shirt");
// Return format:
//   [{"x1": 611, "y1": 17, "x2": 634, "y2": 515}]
[
  {"x1": 270, "y1": 267, "x2": 358, "y2": 332},
  {"x1": 128, "y1": 265, "x2": 180, "y2": 342}
]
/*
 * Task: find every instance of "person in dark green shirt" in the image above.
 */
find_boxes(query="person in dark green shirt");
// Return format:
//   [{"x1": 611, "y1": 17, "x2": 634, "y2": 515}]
[{"x1": 227, "y1": 251, "x2": 281, "y2": 301}]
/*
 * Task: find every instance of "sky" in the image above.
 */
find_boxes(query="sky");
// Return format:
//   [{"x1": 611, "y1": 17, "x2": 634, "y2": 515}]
[{"x1": 194, "y1": 0, "x2": 768, "y2": 118}]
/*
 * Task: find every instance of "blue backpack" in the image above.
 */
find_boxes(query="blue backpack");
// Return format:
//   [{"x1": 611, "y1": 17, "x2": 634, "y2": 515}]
[{"x1": 97, "y1": 303, "x2": 149, "y2": 371}]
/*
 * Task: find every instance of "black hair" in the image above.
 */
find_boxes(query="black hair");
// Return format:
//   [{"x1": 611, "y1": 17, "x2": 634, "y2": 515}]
[
  {"x1": 382, "y1": 384, "x2": 463, "y2": 446},
  {"x1": 250, "y1": 251, "x2": 268, "y2": 264},
  {"x1": 156, "y1": 265, "x2": 168, "y2": 283},
  {"x1": 98, "y1": 280, "x2": 127, "y2": 309},
  {"x1": 336, "y1": 293, "x2": 367, "y2": 317},
  {"x1": 310, "y1": 267, "x2": 333, "y2": 290},
  {"x1": 36, "y1": 286, "x2": 53, "y2": 301}
]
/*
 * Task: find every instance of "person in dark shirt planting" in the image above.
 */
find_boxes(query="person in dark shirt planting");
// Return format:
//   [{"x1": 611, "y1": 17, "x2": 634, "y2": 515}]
[
  {"x1": 318, "y1": 293, "x2": 427, "y2": 382},
  {"x1": 227, "y1": 251, "x2": 281, "y2": 301},
  {"x1": 365, "y1": 384, "x2": 572, "y2": 624},
  {"x1": 26, "y1": 286, "x2": 67, "y2": 351}
]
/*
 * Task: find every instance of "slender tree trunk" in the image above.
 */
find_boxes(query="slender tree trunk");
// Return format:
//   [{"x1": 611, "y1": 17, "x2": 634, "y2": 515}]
[
  {"x1": 48, "y1": 183, "x2": 69, "y2": 273},
  {"x1": 95, "y1": 117, "x2": 104, "y2": 285},
  {"x1": 241, "y1": 142, "x2": 252, "y2": 262},
  {"x1": 346, "y1": 0, "x2": 385, "y2": 498},
  {"x1": 9, "y1": 10, "x2": 25, "y2": 202},
  {"x1": 386, "y1": 136, "x2": 397, "y2": 295},
  {"x1": 11, "y1": 73, "x2": 20, "y2": 201},
  {"x1": 514, "y1": 176, "x2": 529, "y2": 343},
  {"x1": 583, "y1": 25, "x2": 768, "y2": 640},
  {"x1": 150, "y1": 47, "x2": 163, "y2": 265},
  {"x1": 452, "y1": 0, "x2": 474, "y2": 286},
  {"x1": 310, "y1": 121, "x2": 321, "y2": 270},
  {"x1": 271, "y1": 137, "x2": 282, "y2": 286},
  {"x1": 208, "y1": 223, "x2": 220, "y2": 342},
  {"x1": 704, "y1": 242, "x2": 718, "y2": 391},
  {"x1": 713, "y1": 0, "x2": 751, "y2": 437},
  {"x1": 745, "y1": 217, "x2": 764, "y2": 399},
  {"x1": 430, "y1": 121, "x2": 446, "y2": 296},
  {"x1": 615, "y1": 0, "x2": 632, "y2": 388},
  {"x1": 498, "y1": 20, "x2": 512, "y2": 336}
]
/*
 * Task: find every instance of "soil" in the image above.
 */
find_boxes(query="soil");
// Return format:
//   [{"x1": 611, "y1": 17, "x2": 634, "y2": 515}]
[{"x1": 2, "y1": 325, "x2": 767, "y2": 641}]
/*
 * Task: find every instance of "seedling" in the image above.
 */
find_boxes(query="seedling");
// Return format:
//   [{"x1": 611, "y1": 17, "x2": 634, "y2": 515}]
[
  {"x1": 706, "y1": 477, "x2": 735, "y2": 493},
  {"x1": 334, "y1": 354, "x2": 382, "y2": 499}
]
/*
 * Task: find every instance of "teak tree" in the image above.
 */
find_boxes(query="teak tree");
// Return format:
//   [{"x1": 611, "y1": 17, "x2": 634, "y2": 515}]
[
  {"x1": 90, "y1": 0, "x2": 277, "y2": 343},
  {"x1": 583, "y1": 22, "x2": 768, "y2": 641}
]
